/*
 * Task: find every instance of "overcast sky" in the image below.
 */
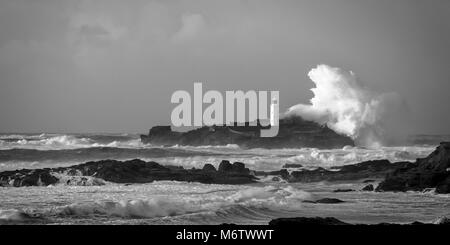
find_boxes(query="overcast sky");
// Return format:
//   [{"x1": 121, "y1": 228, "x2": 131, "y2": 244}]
[{"x1": 0, "y1": 0, "x2": 449, "y2": 134}]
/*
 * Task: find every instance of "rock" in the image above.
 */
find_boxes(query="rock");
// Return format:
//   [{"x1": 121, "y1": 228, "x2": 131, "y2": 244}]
[
  {"x1": 0, "y1": 159, "x2": 257, "y2": 187},
  {"x1": 289, "y1": 160, "x2": 410, "y2": 183},
  {"x1": 218, "y1": 160, "x2": 233, "y2": 172},
  {"x1": 376, "y1": 142, "x2": 450, "y2": 193},
  {"x1": 217, "y1": 160, "x2": 249, "y2": 174},
  {"x1": 269, "y1": 216, "x2": 450, "y2": 226},
  {"x1": 315, "y1": 198, "x2": 345, "y2": 204},
  {"x1": 272, "y1": 176, "x2": 281, "y2": 182},
  {"x1": 254, "y1": 169, "x2": 289, "y2": 180},
  {"x1": 303, "y1": 198, "x2": 345, "y2": 204},
  {"x1": 140, "y1": 116, "x2": 354, "y2": 149},
  {"x1": 202, "y1": 164, "x2": 216, "y2": 172},
  {"x1": 433, "y1": 217, "x2": 450, "y2": 225},
  {"x1": 0, "y1": 169, "x2": 59, "y2": 187},
  {"x1": 435, "y1": 176, "x2": 450, "y2": 194},
  {"x1": 269, "y1": 217, "x2": 350, "y2": 226},
  {"x1": 363, "y1": 179, "x2": 375, "y2": 183},
  {"x1": 361, "y1": 184, "x2": 374, "y2": 191},
  {"x1": 282, "y1": 163, "x2": 303, "y2": 169},
  {"x1": 333, "y1": 189, "x2": 355, "y2": 193}
]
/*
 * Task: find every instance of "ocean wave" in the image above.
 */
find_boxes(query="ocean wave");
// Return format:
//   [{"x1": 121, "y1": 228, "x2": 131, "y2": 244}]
[
  {"x1": 55, "y1": 185, "x2": 314, "y2": 219},
  {"x1": 0, "y1": 209, "x2": 35, "y2": 223},
  {"x1": 59, "y1": 199, "x2": 192, "y2": 218},
  {"x1": 0, "y1": 147, "x2": 219, "y2": 164},
  {"x1": 0, "y1": 134, "x2": 144, "y2": 150}
]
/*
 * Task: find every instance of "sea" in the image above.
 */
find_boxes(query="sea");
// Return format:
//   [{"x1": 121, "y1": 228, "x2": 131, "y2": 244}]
[{"x1": 0, "y1": 133, "x2": 449, "y2": 224}]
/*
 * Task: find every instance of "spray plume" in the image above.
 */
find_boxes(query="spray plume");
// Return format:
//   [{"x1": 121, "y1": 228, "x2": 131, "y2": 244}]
[{"x1": 286, "y1": 64, "x2": 409, "y2": 148}]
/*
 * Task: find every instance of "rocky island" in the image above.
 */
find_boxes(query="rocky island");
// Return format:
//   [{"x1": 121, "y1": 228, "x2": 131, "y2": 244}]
[{"x1": 140, "y1": 116, "x2": 354, "y2": 149}]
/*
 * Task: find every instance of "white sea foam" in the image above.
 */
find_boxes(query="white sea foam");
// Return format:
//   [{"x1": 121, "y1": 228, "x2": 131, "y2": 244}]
[
  {"x1": 60, "y1": 199, "x2": 191, "y2": 218},
  {"x1": 55, "y1": 185, "x2": 314, "y2": 219},
  {"x1": 0, "y1": 209, "x2": 32, "y2": 222},
  {"x1": 0, "y1": 134, "x2": 146, "y2": 150},
  {"x1": 287, "y1": 64, "x2": 410, "y2": 148}
]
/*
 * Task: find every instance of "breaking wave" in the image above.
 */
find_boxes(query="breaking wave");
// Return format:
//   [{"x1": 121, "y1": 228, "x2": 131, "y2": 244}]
[
  {"x1": 56, "y1": 185, "x2": 314, "y2": 219},
  {"x1": 287, "y1": 64, "x2": 410, "y2": 148},
  {"x1": 0, "y1": 134, "x2": 144, "y2": 150}
]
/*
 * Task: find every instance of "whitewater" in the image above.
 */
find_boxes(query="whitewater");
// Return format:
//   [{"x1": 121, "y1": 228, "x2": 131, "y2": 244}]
[{"x1": 0, "y1": 133, "x2": 449, "y2": 224}]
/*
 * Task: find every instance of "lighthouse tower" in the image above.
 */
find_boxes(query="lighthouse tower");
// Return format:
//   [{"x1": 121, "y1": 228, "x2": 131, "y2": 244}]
[{"x1": 270, "y1": 96, "x2": 278, "y2": 126}]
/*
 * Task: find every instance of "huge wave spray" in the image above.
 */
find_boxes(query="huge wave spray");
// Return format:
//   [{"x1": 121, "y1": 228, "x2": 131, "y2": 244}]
[{"x1": 287, "y1": 64, "x2": 409, "y2": 148}]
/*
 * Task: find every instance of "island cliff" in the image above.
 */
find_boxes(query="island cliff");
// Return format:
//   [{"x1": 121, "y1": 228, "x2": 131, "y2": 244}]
[{"x1": 140, "y1": 116, "x2": 354, "y2": 149}]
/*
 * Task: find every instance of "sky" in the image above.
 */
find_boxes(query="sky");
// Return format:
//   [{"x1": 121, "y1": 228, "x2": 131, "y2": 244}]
[{"x1": 0, "y1": 0, "x2": 449, "y2": 134}]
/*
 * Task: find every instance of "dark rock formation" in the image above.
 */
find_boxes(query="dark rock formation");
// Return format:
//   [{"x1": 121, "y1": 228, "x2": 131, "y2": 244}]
[
  {"x1": 269, "y1": 216, "x2": 450, "y2": 226},
  {"x1": 254, "y1": 169, "x2": 290, "y2": 180},
  {"x1": 218, "y1": 160, "x2": 250, "y2": 175},
  {"x1": 376, "y1": 142, "x2": 450, "y2": 194},
  {"x1": 269, "y1": 217, "x2": 350, "y2": 226},
  {"x1": 0, "y1": 159, "x2": 257, "y2": 187},
  {"x1": 361, "y1": 184, "x2": 374, "y2": 191},
  {"x1": 302, "y1": 198, "x2": 345, "y2": 204},
  {"x1": 363, "y1": 179, "x2": 376, "y2": 183},
  {"x1": 0, "y1": 169, "x2": 59, "y2": 187},
  {"x1": 333, "y1": 189, "x2": 355, "y2": 193},
  {"x1": 433, "y1": 217, "x2": 450, "y2": 225},
  {"x1": 202, "y1": 164, "x2": 216, "y2": 172},
  {"x1": 282, "y1": 163, "x2": 303, "y2": 168},
  {"x1": 140, "y1": 116, "x2": 354, "y2": 149},
  {"x1": 315, "y1": 198, "x2": 346, "y2": 204},
  {"x1": 288, "y1": 160, "x2": 411, "y2": 183}
]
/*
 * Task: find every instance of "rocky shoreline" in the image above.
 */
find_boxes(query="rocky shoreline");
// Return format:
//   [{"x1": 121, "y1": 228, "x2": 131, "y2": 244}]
[
  {"x1": 0, "y1": 159, "x2": 257, "y2": 187},
  {"x1": 268, "y1": 216, "x2": 450, "y2": 226},
  {"x1": 1, "y1": 142, "x2": 449, "y2": 194}
]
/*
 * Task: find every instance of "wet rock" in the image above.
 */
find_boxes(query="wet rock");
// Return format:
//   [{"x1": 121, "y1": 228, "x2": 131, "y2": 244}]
[
  {"x1": 376, "y1": 142, "x2": 450, "y2": 193},
  {"x1": 363, "y1": 179, "x2": 376, "y2": 183},
  {"x1": 433, "y1": 217, "x2": 450, "y2": 225},
  {"x1": 202, "y1": 164, "x2": 216, "y2": 172},
  {"x1": 282, "y1": 163, "x2": 303, "y2": 169},
  {"x1": 435, "y1": 176, "x2": 450, "y2": 194},
  {"x1": 361, "y1": 184, "x2": 374, "y2": 191},
  {"x1": 269, "y1": 216, "x2": 450, "y2": 226},
  {"x1": 0, "y1": 159, "x2": 257, "y2": 187},
  {"x1": 302, "y1": 198, "x2": 345, "y2": 204},
  {"x1": 333, "y1": 189, "x2": 355, "y2": 193},
  {"x1": 269, "y1": 217, "x2": 350, "y2": 226},
  {"x1": 254, "y1": 169, "x2": 289, "y2": 180},
  {"x1": 315, "y1": 198, "x2": 345, "y2": 204},
  {"x1": 218, "y1": 160, "x2": 233, "y2": 172},
  {"x1": 289, "y1": 160, "x2": 410, "y2": 183}
]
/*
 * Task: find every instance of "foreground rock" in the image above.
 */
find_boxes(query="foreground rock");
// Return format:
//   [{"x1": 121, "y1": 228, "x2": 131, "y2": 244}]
[
  {"x1": 0, "y1": 159, "x2": 257, "y2": 187},
  {"x1": 269, "y1": 216, "x2": 450, "y2": 226},
  {"x1": 333, "y1": 189, "x2": 355, "y2": 193},
  {"x1": 361, "y1": 184, "x2": 374, "y2": 191},
  {"x1": 376, "y1": 142, "x2": 450, "y2": 194},
  {"x1": 269, "y1": 217, "x2": 350, "y2": 225},
  {"x1": 302, "y1": 198, "x2": 346, "y2": 204},
  {"x1": 140, "y1": 116, "x2": 354, "y2": 149},
  {"x1": 288, "y1": 160, "x2": 411, "y2": 183}
]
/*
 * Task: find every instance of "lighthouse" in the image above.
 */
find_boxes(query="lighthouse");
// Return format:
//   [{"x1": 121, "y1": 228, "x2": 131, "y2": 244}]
[{"x1": 270, "y1": 96, "x2": 278, "y2": 127}]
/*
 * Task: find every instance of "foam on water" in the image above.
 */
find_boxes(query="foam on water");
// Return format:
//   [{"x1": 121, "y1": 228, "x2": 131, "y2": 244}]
[
  {"x1": 55, "y1": 185, "x2": 315, "y2": 219},
  {"x1": 0, "y1": 181, "x2": 448, "y2": 225},
  {"x1": 0, "y1": 209, "x2": 33, "y2": 223},
  {"x1": 0, "y1": 133, "x2": 145, "y2": 150}
]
